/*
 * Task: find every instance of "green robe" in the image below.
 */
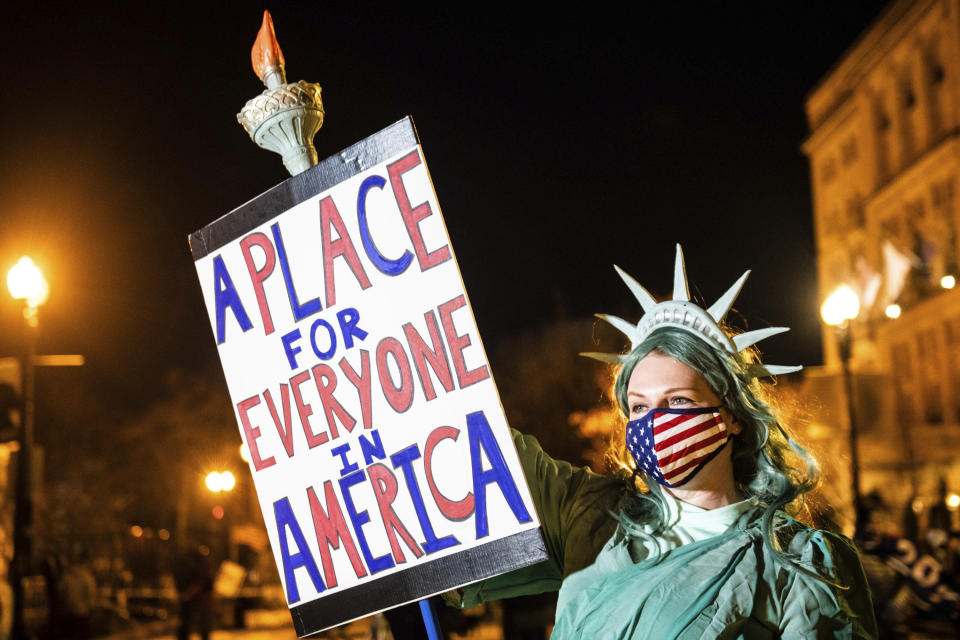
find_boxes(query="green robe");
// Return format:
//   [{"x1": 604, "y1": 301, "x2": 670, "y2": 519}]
[{"x1": 451, "y1": 432, "x2": 877, "y2": 639}]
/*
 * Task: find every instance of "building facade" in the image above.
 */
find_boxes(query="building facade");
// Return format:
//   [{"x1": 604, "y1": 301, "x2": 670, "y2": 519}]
[{"x1": 804, "y1": 0, "x2": 960, "y2": 533}]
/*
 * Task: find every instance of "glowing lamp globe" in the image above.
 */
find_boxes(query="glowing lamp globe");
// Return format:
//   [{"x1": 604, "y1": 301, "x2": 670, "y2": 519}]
[
  {"x1": 220, "y1": 471, "x2": 236, "y2": 491},
  {"x1": 205, "y1": 471, "x2": 223, "y2": 492},
  {"x1": 820, "y1": 285, "x2": 860, "y2": 326},
  {"x1": 947, "y1": 493, "x2": 960, "y2": 510},
  {"x1": 7, "y1": 257, "x2": 48, "y2": 307},
  {"x1": 205, "y1": 470, "x2": 236, "y2": 493}
]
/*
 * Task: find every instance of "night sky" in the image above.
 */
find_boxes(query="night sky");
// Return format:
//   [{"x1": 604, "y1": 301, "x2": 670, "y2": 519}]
[{"x1": 0, "y1": 2, "x2": 888, "y2": 425}]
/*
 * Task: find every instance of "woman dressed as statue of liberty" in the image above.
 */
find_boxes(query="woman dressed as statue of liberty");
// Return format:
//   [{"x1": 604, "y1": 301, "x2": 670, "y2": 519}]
[{"x1": 446, "y1": 245, "x2": 877, "y2": 639}]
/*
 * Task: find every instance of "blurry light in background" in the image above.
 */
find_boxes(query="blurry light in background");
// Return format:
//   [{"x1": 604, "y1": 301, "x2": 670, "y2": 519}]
[
  {"x1": 212, "y1": 505, "x2": 225, "y2": 520},
  {"x1": 942, "y1": 275, "x2": 956, "y2": 290},
  {"x1": 912, "y1": 498, "x2": 925, "y2": 514},
  {"x1": 820, "y1": 285, "x2": 860, "y2": 326},
  {"x1": 6, "y1": 256, "x2": 49, "y2": 308},
  {"x1": 947, "y1": 493, "x2": 960, "y2": 511},
  {"x1": 131, "y1": 525, "x2": 143, "y2": 538},
  {"x1": 158, "y1": 529, "x2": 171, "y2": 541},
  {"x1": 885, "y1": 304, "x2": 902, "y2": 319},
  {"x1": 205, "y1": 470, "x2": 236, "y2": 493},
  {"x1": 239, "y1": 443, "x2": 250, "y2": 463}
]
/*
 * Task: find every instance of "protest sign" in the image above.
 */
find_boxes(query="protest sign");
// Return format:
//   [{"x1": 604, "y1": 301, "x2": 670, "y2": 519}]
[{"x1": 190, "y1": 117, "x2": 546, "y2": 636}]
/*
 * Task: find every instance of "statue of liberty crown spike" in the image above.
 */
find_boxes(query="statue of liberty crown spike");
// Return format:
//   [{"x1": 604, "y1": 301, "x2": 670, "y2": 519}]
[{"x1": 581, "y1": 244, "x2": 802, "y2": 379}]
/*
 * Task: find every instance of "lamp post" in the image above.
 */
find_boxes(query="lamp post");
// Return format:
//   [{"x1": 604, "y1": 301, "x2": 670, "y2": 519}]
[
  {"x1": 6, "y1": 256, "x2": 49, "y2": 638},
  {"x1": 205, "y1": 470, "x2": 236, "y2": 561},
  {"x1": 820, "y1": 284, "x2": 864, "y2": 537}
]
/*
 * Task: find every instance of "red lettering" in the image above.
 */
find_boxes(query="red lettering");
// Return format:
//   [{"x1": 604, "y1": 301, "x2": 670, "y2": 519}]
[
  {"x1": 368, "y1": 464, "x2": 423, "y2": 563},
  {"x1": 237, "y1": 395, "x2": 276, "y2": 471},
  {"x1": 319, "y1": 196, "x2": 372, "y2": 308},
  {"x1": 239, "y1": 232, "x2": 277, "y2": 335},
  {"x1": 376, "y1": 338, "x2": 414, "y2": 413},
  {"x1": 307, "y1": 481, "x2": 368, "y2": 586},
  {"x1": 387, "y1": 150, "x2": 451, "y2": 271},
  {"x1": 424, "y1": 426, "x2": 474, "y2": 520},
  {"x1": 291, "y1": 370, "x2": 327, "y2": 448},
  {"x1": 403, "y1": 310, "x2": 454, "y2": 401},
  {"x1": 340, "y1": 350, "x2": 373, "y2": 429},
  {"x1": 263, "y1": 385, "x2": 295, "y2": 458},
  {"x1": 311, "y1": 364, "x2": 357, "y2": 439},
  {"x1": 438, "y1": 295, "x2": 489, "y2": 388}
]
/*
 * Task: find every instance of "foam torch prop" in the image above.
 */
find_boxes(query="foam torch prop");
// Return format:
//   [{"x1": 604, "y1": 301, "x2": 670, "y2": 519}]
[
  {"x1": 237, "y1": 11, "x2": 325, "y2": 176},
  {"x1": 233, "y1": 12, "x2": 444, "y2": 639}
]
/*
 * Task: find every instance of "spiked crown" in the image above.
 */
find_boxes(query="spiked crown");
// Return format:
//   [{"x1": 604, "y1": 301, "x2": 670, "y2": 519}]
[{"x1": 582, "y1": 244, "x2": 802, "y2": 379}]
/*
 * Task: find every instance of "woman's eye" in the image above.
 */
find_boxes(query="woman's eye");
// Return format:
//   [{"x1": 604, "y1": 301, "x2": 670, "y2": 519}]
[
  {"x1": 670, "y1": 397, "x2": 692, "y2": 406},
  {"x1": 631, "y1": 404, "x2": 647, "y2": 415}
]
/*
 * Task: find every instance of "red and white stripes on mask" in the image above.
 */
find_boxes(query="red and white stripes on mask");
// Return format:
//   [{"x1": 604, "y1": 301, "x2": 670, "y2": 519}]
[{"x1": 625, "y1": 407, "x2": 729, "y2": 488}]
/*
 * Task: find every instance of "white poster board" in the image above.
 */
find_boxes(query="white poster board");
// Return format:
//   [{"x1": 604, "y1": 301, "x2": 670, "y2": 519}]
[{"x1": 190, "y1": 117, "x2": 546, "y2": 636}]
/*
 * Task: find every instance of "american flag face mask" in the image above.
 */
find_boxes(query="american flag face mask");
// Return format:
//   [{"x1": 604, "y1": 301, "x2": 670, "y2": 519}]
[{"x1": 625, "y1": 407, "x2": 729, "y2": 488}]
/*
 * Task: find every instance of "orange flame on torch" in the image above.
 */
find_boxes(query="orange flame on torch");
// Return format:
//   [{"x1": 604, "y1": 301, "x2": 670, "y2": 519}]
[{"x1": 251, "y1": 10, "x2": 286, "y2": 87}]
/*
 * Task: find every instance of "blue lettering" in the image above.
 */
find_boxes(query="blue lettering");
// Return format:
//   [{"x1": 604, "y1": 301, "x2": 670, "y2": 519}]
[
  {"x1": 357, "y1": 175, "x2": 413, "y2": 276},
  {"x1": 281, "y1": 328, "x2": 303, "y2": 370},
  {"x1": 272, "y1": 222, "x2": 322, "y2": 321},
  {"x1": 213, "y1": 255, "x2": 253, "y2": 344},
  {"x1": 336, "y1": 308, "x2": 368, "y2": 349},
  {"x1": 339, "y1": 471, "x2": 394, "y2": 574},
  {"x1": 273, "y1": 497, "x2": 325, "y2": 604},
  {"x1": 309, "y1": 318, "x2": 338, "y2": 360},
  {"x1": 330, "y1": 443, "x2": 360, "y2": 477},
  {"x1": 358, "y1": 430, "x2": 386, "y2": 465},
  {"x1": 391, "y1": 445, "x2": 459, "y2": 554},
  {"x1": 468, "y1": 411, "x2": 532, "y2": 538}
]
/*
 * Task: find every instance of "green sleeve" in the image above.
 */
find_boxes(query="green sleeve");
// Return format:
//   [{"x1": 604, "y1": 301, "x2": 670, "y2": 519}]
[
  {"x1": 448, "y1": 430, "x2": 624, "y2": 609},
  {"x1": 778, "y1": 529, "x2": 878, "y2": 638}
]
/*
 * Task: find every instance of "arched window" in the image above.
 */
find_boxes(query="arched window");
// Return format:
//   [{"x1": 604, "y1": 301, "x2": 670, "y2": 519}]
[
  {"x1": 898, "y1": 66, "x2": 916, "y2": 161},
  {"x1": 924, "y1": 39, "x2": 945, "y2": 138},
  {"x1": 873, "y1": 92, "x2": 891, "y2": 181}
]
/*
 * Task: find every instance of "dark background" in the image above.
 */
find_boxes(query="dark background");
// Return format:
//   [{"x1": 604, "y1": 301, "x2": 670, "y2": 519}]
[{"x1": 0, "y1": 2, "x2": 889, "y2": 427}]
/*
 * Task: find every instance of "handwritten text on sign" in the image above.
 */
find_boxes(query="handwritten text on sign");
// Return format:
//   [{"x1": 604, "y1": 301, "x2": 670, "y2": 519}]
[{"x1": 193, "y1": 127, "x2": 540, "y2": 628}]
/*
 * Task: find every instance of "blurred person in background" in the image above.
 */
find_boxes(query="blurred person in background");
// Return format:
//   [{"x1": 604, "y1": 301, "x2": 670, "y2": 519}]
[
  {"x1": 174, "y1": 547, "x2": 215, "y2": 640},
  {"x1": 54, "y1": 549, "x2": 97, "y2": 640}
]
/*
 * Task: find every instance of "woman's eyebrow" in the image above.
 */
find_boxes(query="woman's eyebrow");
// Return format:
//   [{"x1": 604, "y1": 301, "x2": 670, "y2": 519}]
[{"x1": 627, "y1": 386, "x2": 698, "y2": 397}]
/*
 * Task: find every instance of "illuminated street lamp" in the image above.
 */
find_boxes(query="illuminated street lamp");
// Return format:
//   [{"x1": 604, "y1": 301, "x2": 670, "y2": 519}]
[
  {"x1": 6, "y1": 256, "x2": 48, "y2": 638},
  {"x1": 205, "y1": 470, "x2": 236, "y2": 493},
  {"x1": 820, "y1": 285, "x2": 860, "y2": 326},
  {"x1": 821, "y1": 284, "x2": 864, "y2": 537},
  {"x1": 205, "y1": 470, "x2": 238, "y2": 562},
  {"x1": 947, "y1": 493, "x2": 960, "y2": 511},
  {"x1": 7, "y1": 257, "x2": 48, "y2": 320}
]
